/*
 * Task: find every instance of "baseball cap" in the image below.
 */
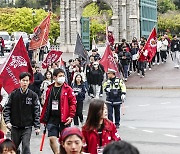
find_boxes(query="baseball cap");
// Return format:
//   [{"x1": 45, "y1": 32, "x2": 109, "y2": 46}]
[{"x1": 59, "y1": 127, "x2": 83, "y2": 143}]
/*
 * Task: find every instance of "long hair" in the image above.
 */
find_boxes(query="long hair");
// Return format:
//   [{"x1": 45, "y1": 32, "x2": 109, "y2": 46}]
[
  {"x1": 44, "y1": 70, "x2": 53, "y2": 82},
  {"x1": 74, "y1": 74, "x2": 83, "y2": 85},
  {"x1": 84, "y1": 99, "x2": 105, "y2": 130}
]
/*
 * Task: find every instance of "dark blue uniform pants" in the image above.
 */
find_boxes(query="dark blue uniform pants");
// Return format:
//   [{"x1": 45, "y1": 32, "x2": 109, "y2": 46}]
[{"x1": 106, "y1": 103, "x2": 121, "y2": 127}]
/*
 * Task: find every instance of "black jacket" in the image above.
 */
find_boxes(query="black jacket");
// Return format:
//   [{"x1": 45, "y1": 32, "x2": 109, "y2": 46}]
[
  {"x1": 171, "y1": 39, "x2": 180, "y2": 52},
  {"x1": 72, "y1": 83, "x2": 86, "y2": 101},
  {"x1": 3, "y1": 88, "x2": 40, "y2": 129}
]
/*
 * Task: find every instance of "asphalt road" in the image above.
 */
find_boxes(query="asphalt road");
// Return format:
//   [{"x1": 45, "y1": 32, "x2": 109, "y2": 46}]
[{"x1": 28, "y1": 89, "x2": 180, "y2": 154}]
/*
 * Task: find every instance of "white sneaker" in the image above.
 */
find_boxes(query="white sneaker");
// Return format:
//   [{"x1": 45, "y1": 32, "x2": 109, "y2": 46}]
[
  {"x1": 99, "y1": 94, "x2": 103, "y2": 97},
  {"x1": 140, "y1": 75, "x2": 145, "y2": 78},
  {"x1": 157, "y1": 63, "x2": 160, "y2": 65},
  {"x1": 149, "y1": 68, "x2": 152, "y2": 71},
  {"x1": 174, "y1": 65, "x2": 179, "y2": 68},
  {"x1": 144, "y1": 69, "x2": 147, "y2": 71},
  {"x1": 152, "y1": 63, "x2": 155, "y2": 66},
  {"x1": 137, "y1": 73, "x2": 140, "y2": 76}
]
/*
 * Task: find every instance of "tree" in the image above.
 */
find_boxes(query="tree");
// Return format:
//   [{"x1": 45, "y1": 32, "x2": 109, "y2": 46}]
[
  {"x1": 157, "y1": 0, "x2": 176, "y2": 14},
  {"x1": 0, "y1": 7, "x2": 60, "y2": 44}
]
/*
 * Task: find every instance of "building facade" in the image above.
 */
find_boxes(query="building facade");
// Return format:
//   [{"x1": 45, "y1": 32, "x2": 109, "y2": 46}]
[{"x1": 60, "y1": 0, "x2": 157, "y2": 52}]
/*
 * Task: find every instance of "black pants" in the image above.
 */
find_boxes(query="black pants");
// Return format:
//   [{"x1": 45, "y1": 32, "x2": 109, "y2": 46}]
[
  {"x1": 160, "y1": 50, "x2": 167, "y2": 62},
  {"x1": 106, "y1": 103, "x2": 121, "y2": 126},
  {"x1": 152, "y1": 52, "x2": 160, "y2": 63},
  {"x1": 137, "y1": 61, "x2": 145, "y2": 76},
  {"x1": 132, "y1": 60, "x2": 137, "y2": 72},
  {"x1": 74, "y1": 100, "x2": 84, "y2": 125},
  {"x1": 0, "y1": 47, "x2": 4, "y2": 56},
  {"x1": 11, "y1": 127, "x2": 32, "y2": 154}
]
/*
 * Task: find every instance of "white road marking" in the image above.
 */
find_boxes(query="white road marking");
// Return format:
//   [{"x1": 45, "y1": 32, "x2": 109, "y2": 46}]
[
  {"x1": 128, "y1": 126, "x2": 137, "y2": 129},
  {"x1": 164, "y1": 134, "x2": 178, "y2": 138},
  {"x1": 142, "y1": 130, "x2": 154, "y2": 133},
  {"x1": 161, "y1": 102, "x2": 171, "y2": 105},
  {"x1": 138, "y1": 104, "x2": 150, "y2": 107}
]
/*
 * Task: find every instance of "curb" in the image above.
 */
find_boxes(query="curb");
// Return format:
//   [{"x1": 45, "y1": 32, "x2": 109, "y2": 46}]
[{"x1": 127, "y1": 86, "x2": 180, "y2": 89}]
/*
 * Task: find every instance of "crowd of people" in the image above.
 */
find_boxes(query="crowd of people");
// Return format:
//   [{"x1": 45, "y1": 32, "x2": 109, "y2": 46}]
[{"x1": 0, "y1": 32, "x2": 179, "y2": 153}]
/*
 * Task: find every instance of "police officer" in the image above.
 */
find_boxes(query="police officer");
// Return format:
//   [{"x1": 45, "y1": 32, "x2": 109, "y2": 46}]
[{"x1": 103, "y1": 68, "x2": 126, "y2": 128}]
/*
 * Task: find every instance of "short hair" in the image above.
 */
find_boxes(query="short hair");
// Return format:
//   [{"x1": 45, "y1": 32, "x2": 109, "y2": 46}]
[
  {"x1": 19, "y1": 72, "x2": 32, "y2": 80},
  {"x1": 53, "y1": 68, "x2": 65, "y2": 77},
  {"x1": 103, "y1": 141, "x2": 139, "y2": 154}
]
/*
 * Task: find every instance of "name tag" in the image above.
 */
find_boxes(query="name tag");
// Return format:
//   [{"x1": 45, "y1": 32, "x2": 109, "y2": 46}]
[{"x1": 52, "y1": 100, "x2": 58, "y2": 110}]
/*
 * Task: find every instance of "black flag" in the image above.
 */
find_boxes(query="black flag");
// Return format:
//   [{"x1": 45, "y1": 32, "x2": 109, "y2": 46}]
[{"x1": 74, "y1": 33, "x2": 89, "y2": 64}]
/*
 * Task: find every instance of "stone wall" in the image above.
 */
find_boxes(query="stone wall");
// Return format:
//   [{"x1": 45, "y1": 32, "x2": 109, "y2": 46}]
[{"x1": 60, "y1": 0, "x2": 140, "y2": 52}]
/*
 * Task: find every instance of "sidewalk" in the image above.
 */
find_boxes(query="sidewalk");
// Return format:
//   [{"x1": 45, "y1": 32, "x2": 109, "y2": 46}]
[{"x1": 126, "y1": 57, "x2": 180, "y2": 89}]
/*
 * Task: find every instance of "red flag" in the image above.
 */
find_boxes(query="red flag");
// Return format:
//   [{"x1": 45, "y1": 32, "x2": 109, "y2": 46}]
[
  {"x1": 0, "y1": 37, "x2": 33, "y2": 94},
  {"x1": 42, "y1": 50, "x2": 62, "y2": 69},
  {"x1": 100, "y1": 45, "x2": 120, "y2": 78},
  {"x1": 29, "y1": 13, "x2": 51, "y2": 50},
  {"x1": 144, "y1": 27, "x2": 157, "y2": 62}
]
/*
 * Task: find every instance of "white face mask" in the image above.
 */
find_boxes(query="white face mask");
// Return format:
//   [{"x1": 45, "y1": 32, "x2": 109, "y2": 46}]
[{"x1": 57, "y1": 76, "x2": 65, "y2": 84}]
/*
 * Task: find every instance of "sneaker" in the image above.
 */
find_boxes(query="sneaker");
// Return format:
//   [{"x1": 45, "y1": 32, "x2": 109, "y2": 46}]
[
  {"x1": 140, "y1": 75, "x2": 145, "y2": 78},
  {"x1": 116, "y1": 125, "x2": 120, "y2": 129},
  {"x1": 99, "y1": 94, "x2": 103, "y2": 97},
  {"x1": 149, "y1": 68, "x2": 152, "y2": 71},
  {"x1": 174, "y1": 65, "x2": 179, "y2": 69},
  {"x1": 137, "y1": 73, "x2": 140, "y2": 76},
  {"x1": 90, "y1": 94, "x2": 94, "y2": 98},
  {"x1": 144, "y1": 69, "x2": 147, "y2": 72},
  {"x1": 162, "y1": 62, "x2": 164, "y2": 64},
  {"x1": 124, "y1": 78, "x2": 127, "y2": 82},
  {"x1": 152, "y1": 63, "x2": 155, "y2": 66},
  {"x1": 157, "y1": 63, "x2": 160, "y2": 65}
]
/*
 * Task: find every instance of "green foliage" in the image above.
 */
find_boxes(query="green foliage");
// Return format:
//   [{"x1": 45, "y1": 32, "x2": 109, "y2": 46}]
[
  {"x1": 157, "y1": 0, "x2": 176, "y2": 14},
  {"x1": 158, "y1": 11, "x2": 180, "y2": 35},
  {"x1": 82, "y1": 2, "x2": 112, "y2": 43},
  {"x1": 0, "y1": 7, "x2": 60, "y2": 44}
]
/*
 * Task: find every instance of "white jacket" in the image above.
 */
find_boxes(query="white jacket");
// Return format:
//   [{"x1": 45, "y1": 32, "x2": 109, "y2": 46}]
[{"x1": 160, "y1": 39, "x2": 168, "y2": 51}]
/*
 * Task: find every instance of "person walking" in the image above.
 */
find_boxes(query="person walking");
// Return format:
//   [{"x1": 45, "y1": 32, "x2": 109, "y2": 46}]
[
  {"x1": 40, "y1": 68, "x2": 77, "y2": 154},
  {"x1": 3, "y1": 72, "x2": 40, "y2": 154},
  {"x1": 103, "y1": 68, "x2": 126, "y2": 128},
  {"x1": 160, "y1": 36, "x2": 168, "y2": 63},
  {"x1": 0, "y1": 37, "x2": 5, "y2": 57},
  {"x1": 137, "y1": 43, "x2": 148, "y2": 78},
  {"x1": 171, "y1": 35, "x2": 180, "y2": 68},
  {"x1": 82, "y1": 99, "x2": 121, "y2": 154},
  {"x1": 72, "y1": 74, "x2": 86, "y2": 126}
]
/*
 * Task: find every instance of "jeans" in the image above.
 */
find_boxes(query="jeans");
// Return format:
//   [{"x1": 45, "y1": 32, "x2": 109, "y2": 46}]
[
  {"x1": 106, "y1": 103, "x2": 121, "y2": 126},
  {"x1": 74, "y1": 100, "x2": 84, "y2": 125},
  {"x1": 11, "y1": 127, "x2": 32, "y2": 154},
  {"x1": 122, "y1": 65, "x2": 129, "y2": 78}
]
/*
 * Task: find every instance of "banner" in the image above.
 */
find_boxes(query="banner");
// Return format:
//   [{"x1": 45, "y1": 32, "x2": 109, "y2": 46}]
[
  {"x1": 100, "y1": 45, "x2": 120, "y2": 77},
  {"x1": 144, "y1": 27, "x2": 157, "y2": 62},
  {"x1": 0, "y1": 37, "x2": 33, "y2": 94},
  {"x1": 42, "y1": 50, "x2": 62, "y2": 69},
  {"x1": 29, "y1": 13, "x2": 51, "y2": 50}
]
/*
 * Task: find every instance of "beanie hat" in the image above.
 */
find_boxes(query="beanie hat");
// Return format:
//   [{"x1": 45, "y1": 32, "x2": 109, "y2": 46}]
[{"x1": 59, "y1": 127, "x2": 83, "y2": 143}]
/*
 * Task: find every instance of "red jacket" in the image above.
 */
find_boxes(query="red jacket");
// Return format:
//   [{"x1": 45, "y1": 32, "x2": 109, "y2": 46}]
[
  {"x1": 138, "y1": 49, "x2": 148, "y2": 62},
  {"x1": 82, "y1": 119, "x2": 121, "y2": 154},
  {"x1": 40, "y1": 82, "x2": 77, "y2": 124}
]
